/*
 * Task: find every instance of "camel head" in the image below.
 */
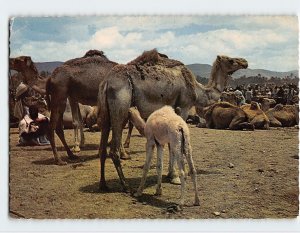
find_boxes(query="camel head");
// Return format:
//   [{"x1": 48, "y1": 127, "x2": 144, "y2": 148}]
[
  {"x1": 220, "y1": 91, "x2": 238, "y2": 105},
  {"x1": 250, "y1": 101, "x2": 260, "y2": 110},
  {"x1": 9, "y1": 56, "x2": 36, "y2": 72},
  {"x1": 216, "y1": 55, "x2": 248, "y2": 75},
  {"x1": 207, "y1": 55, "x2": 248, "y2": 94}
]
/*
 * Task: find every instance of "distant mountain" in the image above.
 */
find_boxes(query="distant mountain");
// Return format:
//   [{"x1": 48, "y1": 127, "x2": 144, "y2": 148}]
[
  {"x1": 35, "y1": 61, "x2": 63, "y2": 74},
  {"x1": 34, "y1": 61, "x2": 299, "y2": 80},
  {"x1": 187, "y1": 63, "x2": 298, "y2": 79}
]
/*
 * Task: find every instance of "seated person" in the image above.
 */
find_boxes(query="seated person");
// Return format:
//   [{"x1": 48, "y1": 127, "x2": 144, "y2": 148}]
[{"x1": 18, "y1": 106, "x2": 50, "y2": 146}]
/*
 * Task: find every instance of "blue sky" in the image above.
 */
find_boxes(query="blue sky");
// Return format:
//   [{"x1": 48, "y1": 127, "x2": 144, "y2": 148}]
[{"x1": 10, "y1": 15, "x2": 298, "y2": 71}]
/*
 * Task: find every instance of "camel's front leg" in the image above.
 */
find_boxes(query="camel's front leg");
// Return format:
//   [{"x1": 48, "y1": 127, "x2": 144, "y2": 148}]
[{"x1": 69, "y1": 99, "x2": 84, "y2": 152}]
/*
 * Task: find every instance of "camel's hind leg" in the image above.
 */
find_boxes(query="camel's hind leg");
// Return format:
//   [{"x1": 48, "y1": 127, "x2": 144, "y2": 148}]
[
  {"x1": 167, "y1": 144, "x2": 181, "y2": 185},
  {"x1": 155, "y1": 145, "x2": 164, "y2": 196},
  {"x1": 98, "y1": 124, "x2": 110, "y2": 191},
  {"x1": 134, "y1": 140, "x2": 155, "y2": 197},
  {"x1": 184, "y1": 143, "x2": 200, "y2": 206},
  {"x1": 49, "y1": 100, "x2": 77, "y2": 165},
  {"x1": 55, "y1": 113, "x2": 79, "y2": 161}
]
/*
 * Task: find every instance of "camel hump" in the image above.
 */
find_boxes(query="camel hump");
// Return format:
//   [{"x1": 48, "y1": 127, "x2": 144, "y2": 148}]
[
  {"x1": 83, "y1": 50, "x2": 106, "y2": 58},
  {"x1": 128, "y1": 49, "x2": 183, "y2": 67}
]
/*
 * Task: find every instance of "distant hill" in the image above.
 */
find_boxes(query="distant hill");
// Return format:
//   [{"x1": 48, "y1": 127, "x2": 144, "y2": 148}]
[
  {"x1": 187, "y1": 63, "x2": 298, "y2": 79},
  {"x1": 35, "y1": 61, "x2": 63, "y2": 74},
  {"x1": 33, "y1": 61, "x2": 298, "y2": 80}
]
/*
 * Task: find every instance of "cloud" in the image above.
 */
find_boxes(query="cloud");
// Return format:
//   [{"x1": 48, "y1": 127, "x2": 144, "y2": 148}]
[{"x1": 9, "y1": 16, "x2": 298, "y2": 71}]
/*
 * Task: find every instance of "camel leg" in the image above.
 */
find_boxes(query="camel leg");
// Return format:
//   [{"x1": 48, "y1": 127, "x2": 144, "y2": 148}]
[
  {"x1": 175, "y1": 150, "x2": 186, "y2": 206},
  {"x1": 120, "y1": 120, "x2": 131, "y2": 160},
  {"x1": 134, "y1": 140, "x2": 155, "y2": 197},
  {"x1": 229, "y1": 117, "x2": 254, "y2": 130},
  {"x1": 109, "y1": 119, "x2": 129, "y2": 191},
  {"x1": 55, "y1": 113, "x2": 79, "y2": 161},
  {"x1": 166, "y1": 143, "x2": 181, "y2": 185},
  {"x1": 69, "y1": 99, "x2": 84, "y2": 152},
  {"x1": 185, "y1": 144, "x2": 200, "y2": 206},
  {"x1": 155, "y1": 145, "x2": 164, "y2": 196},
  {"x1": 98, "y1": 125, "x2": 110, "y2": 191},
  {"x1": 123, "y1": 121, "x2": 133, "y2": 148}
]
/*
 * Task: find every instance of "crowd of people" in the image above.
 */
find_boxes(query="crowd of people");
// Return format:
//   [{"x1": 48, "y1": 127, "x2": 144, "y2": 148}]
[{"x1": 224, "y1": 83, "x2": 299, "y2": 105}]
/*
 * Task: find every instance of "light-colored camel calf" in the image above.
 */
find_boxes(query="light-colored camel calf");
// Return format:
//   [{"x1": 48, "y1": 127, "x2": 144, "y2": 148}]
[{"x1": 129, "y1": 106, "x2": 200, "y2": 206}]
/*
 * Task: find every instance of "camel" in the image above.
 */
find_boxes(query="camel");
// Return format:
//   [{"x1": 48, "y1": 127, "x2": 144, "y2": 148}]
[
  {"x1": 97, "y1": 49, "x2": 248, "y2": 191},
  {"x1": 204, "y1": 102, "x2": 254, "y2": 130},
  {"x1": 129, "y1": 106, "x2": 200, "y2": 206},
  {"x1": 259, "y1": 98, "x2": 276, "y2": 112},
  {"x1": 219, "y1": 91, "x2": 238, "y2": 105},
  {"x1": 46, "y1": 50, "x2": 118, "y2": 165},
  {"x1": 265, "y1": 104, "x2": 299, "y2": 127},
  {"x1": 9, "y1": 55, "x2": 94, "y2": 152},
  {"x1": 240, "y1": 102, "x2": 270, "y2": 129}
]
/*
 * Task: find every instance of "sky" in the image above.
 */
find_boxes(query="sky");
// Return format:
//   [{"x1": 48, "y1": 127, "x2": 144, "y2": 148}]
[{"x1": 9, "y1": 15, "x2": 299, "y2": 72}]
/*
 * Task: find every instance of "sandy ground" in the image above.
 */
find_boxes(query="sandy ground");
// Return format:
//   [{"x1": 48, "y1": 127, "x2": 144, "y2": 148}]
[{"x1": 9, "y1": 125, "x2": 299, "y2": 219}]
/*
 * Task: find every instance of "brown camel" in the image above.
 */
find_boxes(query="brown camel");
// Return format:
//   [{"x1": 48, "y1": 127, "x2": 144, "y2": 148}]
[
  {"x1": 265, "y1": 104, "x2": 299, "y2": 127},
  {"x1": 9, "y1": 55, "x2": 91, "y2": 152},
  {"x1": 46, "y1": 50, "x2": 117, "y2": 165},
  {"x1": 204, "y1": 101, "x2": 254, "y2": 130},
  {"x1": 97, "y1": 49, "x2": 248, "y2": 191},
  {"x1": 219, "y1": 91, "x2": 238, "y2": 105},
  {"x1": 241, "y1": 101, "x2": 270, "y2": 129},
  {"x1": 260, "y1": 98, "x2": 276, "y2": 112}
]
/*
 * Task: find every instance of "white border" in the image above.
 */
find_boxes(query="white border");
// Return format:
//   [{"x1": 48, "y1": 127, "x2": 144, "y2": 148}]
[{"x1": 1, "y1": 0, "x2": 299, "y2": 232}]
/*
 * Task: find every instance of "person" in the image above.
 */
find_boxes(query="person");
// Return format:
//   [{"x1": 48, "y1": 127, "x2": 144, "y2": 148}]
[
  {"x1": 245, "y1": 87, "x2": 253, "y2": 104},
  {"x1": 18, "y1": 106, "x2": 50, "y2": 146},
  {"x1": 13, "y1": 82, "x2": 30, "y2": 121},
  {"x1": 234, "y1": 87, "x2": 246, "y2": 106}
]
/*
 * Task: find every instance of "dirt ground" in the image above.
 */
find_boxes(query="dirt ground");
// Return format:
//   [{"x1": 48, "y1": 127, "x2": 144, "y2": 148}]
[{"x1": 9, "y1": 125, "x2": 299, "y2": 219}]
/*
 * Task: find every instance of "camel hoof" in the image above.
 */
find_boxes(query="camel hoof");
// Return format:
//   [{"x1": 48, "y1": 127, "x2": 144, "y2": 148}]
[
  {"x1": 155, "y1": 188, "x2": 162, "y2": 196},
  {"x1": 120, "y1": 153, "x2": 131, "y2": 160},
  {"x1": 194, "y1": 201, "x2": 200, "y2": 206},
  {"x1": 72, "y1": 146, "x2": 81, "y2": 153},
  {"x1": 170, "y1": 177, "x2": 181, "y2": 185}
]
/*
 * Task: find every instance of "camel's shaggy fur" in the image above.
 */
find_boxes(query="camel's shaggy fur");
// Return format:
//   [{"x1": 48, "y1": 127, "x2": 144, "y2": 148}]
[
  {"x1": 241, "y1": 102, "x2": 270, "y2": 129},
  {"x1": 129, "y1": 106, "x2": 200, "y2": 206},
  {"x1": 97, "y1": 49, "x2": 248, "y2": 190},
  {"x1": 128, "y1": 49, "x2": 182, "y2": 68}
]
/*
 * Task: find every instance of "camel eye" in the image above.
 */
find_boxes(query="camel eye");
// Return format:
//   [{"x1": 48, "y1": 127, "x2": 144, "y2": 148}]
[{"x1": 229, "y1": 59, "x2": 234, "y2": 64}]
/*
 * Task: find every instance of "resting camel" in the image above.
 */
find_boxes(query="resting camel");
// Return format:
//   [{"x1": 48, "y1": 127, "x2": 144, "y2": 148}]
[
  {"x1": 219, "y1": 91, "x2": 238, "y2": 105},
  {"x1": 259, "y1": 98, "x2": 276, "y2": 112},
  {"x1": 9, "y1": 56, "x2": 93, "y2": 152},
  {"x1": 97, "y1": 49, "x2": 248, "y2": 191},
  {"x1": 129, "y1": 106, "x2": 200, "y2": 206},
  {"x1": 204, "y1": 102, "x2": 254, "y2": 130},
  {"x1": 265, "y1": 104, "x2": 299, "y2": 127},
  {"x1": 240, "y1": 101, "x2": 270, "y2": 129}
]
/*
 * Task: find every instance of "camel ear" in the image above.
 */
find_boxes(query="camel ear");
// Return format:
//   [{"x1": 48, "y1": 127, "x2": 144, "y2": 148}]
[{"x1": 217, "y1": 55, "x2": 221, "y2": 61}]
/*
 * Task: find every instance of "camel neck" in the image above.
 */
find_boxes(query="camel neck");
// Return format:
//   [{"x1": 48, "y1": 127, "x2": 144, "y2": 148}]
[
  {"x1": 194, "y1": 81, "x2": 222, "y2": 108},
  {"x1": 207, "y1": 67, "x2": 227, "y2": 93}
]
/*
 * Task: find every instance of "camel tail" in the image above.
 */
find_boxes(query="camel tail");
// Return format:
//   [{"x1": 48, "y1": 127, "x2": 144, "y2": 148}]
[
  {"x1": 179, "y1": 127, "x2": 188, "y2": 157},
  {"x1": 45, "y1": 77, "x2": 51, "y2": 110}
]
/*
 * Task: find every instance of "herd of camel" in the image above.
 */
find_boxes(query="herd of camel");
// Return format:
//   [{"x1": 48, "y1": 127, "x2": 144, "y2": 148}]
[{"x1": 9, "y1": 49, "x2": 299, "y2": 198}]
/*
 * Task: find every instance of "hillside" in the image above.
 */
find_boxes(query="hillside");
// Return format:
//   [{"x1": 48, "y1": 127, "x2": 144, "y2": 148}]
[
  {"x1": 33, "y1": 61, "x2": 298, "y2": 80},
  {"x1": 187, "y1": 63, "x2": 298, "y2": 79}
]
